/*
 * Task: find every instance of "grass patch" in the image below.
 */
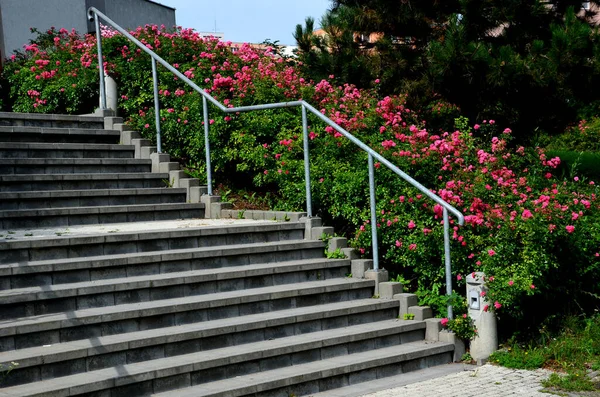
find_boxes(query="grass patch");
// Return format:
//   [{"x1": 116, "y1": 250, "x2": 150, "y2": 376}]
[
  {"x1": 490, "y1": 315, "x2": 600, "y2": 393},
  {"x1": 490, "y1": 346, "x2": 547, "y2": 370},
  {"x1": 543, "y1": 372, "x2": 596, "y2": 392}
]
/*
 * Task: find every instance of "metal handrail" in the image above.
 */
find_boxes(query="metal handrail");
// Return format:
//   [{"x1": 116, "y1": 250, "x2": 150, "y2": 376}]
[{"x1": 88, "y1": 7, "x2": 464, "y2": 318}]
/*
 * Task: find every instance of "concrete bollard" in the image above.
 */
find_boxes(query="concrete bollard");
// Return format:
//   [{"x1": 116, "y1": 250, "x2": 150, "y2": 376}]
[{"x1": 467, "y1": 272, "x2": 498, "y2": 363}]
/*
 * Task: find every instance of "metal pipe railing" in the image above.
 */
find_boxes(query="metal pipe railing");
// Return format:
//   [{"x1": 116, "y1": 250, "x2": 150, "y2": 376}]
[{"x1": 89, "y1": 7, "x2": 464, "y2": 318}]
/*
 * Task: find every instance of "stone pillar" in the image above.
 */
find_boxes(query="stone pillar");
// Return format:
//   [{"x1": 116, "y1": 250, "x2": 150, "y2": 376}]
[{"x1": 467, "y1": 272, "x2": 498, "y2": 363}]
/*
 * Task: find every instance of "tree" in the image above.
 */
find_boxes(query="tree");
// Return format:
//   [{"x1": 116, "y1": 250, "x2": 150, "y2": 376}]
[{"x1": 294, "y1": 0, "x2": 600, "y2": 138}]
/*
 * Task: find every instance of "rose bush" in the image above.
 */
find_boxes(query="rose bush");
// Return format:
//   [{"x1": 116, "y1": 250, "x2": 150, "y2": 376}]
[{"x1": 3, "y1": 26, "x2": 600, "y2": 333}]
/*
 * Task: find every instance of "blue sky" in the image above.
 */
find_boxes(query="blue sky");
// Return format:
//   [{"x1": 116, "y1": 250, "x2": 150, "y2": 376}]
[{"x1": 156, "y1": 0, "x2": 331, "y2": 45}]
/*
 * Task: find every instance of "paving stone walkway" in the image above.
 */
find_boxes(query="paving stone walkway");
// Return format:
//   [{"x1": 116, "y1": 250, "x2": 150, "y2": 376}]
[{"x1": 360, "y1": 364, "x2": 553, "y2": 397}]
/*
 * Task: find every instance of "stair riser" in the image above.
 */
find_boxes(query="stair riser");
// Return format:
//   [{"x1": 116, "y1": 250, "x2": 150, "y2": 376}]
[
  {"x1": 3, "y1": 314, "x2": 410, "y2": 389},
  {"x1": 0, "y1": 119, "x2": 104, "y2": 130},
  {"x1": 0, "y1": 149, "x2": 134, "y2": 159},
  {"x1": 254, "y1": 352, "x2": 452, "y2": 397},
  {"x1": 0, "y1": 192, "x2": 187, "y2": 210},
  {"x1": 0, "y1": 228, "x2": 306, "y2": 265},
  {"x1": 0, "y1": 177, "x2": 168, "y2": 192},
  {"x1": 1, "y1": 245, "x2": 325, "y2": 291},
  {"x1": 0, "y1": 263, "x2": 350, "y2": 320},
  {"x1": 0, "y1": 134, "x2": 119, "y2": 144},
  {"x1": 0, "y1": 207, "x2": 204, "y2": 229},
  {"x1": 0, "y1": 164, "x2": 151, "y2": 175},
  {"x1": 0, "y1": 285, "x2": 375, "y2": 352}
]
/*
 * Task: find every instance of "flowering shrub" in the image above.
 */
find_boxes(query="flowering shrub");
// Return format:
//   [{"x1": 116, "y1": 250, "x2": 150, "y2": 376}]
[
  {"x1": 3, "y1": 28, "x2": 99, "y2": 113},
  {"x1": 3, "y1": 26, "x2": 600, "y2": 332},
  {"x1": 441, "y1": 313, "x2": 477, "y2": 342}
]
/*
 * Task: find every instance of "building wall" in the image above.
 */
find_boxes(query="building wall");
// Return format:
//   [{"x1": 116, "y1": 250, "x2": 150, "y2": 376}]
[
  {"x1": 103, "y1": 0, "x2": 175, "y2": 30},
  {"x1": 0, "y1": 0, "x2": 88, "y2": 55},
  {"x1": 0, "y1": 0, "x2": 176, "y2": 58}
]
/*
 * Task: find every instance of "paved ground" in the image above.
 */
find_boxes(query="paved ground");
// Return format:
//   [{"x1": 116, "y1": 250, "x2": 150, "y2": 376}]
[
  {"x1": 362, "y1": 364, "x2": 553, "y2": 397},
  {"x1": 313, "y1": 364, "x2": 556, "y2": 397}
]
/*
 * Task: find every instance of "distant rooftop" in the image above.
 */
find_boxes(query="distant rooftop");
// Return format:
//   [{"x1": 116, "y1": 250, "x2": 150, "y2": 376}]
[{"x1": 143, "y1": 0, "x2": 176, "y2": 11}]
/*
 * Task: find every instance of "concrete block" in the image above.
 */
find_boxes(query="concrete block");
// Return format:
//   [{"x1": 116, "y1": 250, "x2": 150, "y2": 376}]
[
  {"x1": 140, "y1": 146, "x2": 157, "y2": 159},
  {"x1": 132, "y1": 138, "x2": 152, "y2": 158},
  {"x1": 159, "y1": 162, "x2": 180, "y2": 174},
  {"x1": 351, "y1": 259, "x2": 372, "y2": 279},
  {"x1": 286, "y1": 212, "x2": 307, "y2": 222},
  {"x1": 311, "y1": 226, "x2": 334, "y2": 240},
  {"x1": 211, "y1": 202, "x2": 233, "y2": 219},
  {"x1": 150, "y1": 152, "x2": 170, "y2": 173},
  {"x1": 249, "y1": 211, "x2": 265, "y2": 220},
  {"x1": 114, "y1": 123, "x2": 132, "y2": 132},
  {"x1": 365, "y1": 268, "x2": 389, "y2": 296},
  {"x1": 169, "y1": 171, "x2": 186, "y2": 188},
  {"x1": 328, "y1": 237, "x2": 347, "y2": 251},
  {"x1": 179, "y1": 178, "x2": 199, "y2": 189},
  {"x1": 396, "y1": 293, "x2": 418, "y2": 317},
  {"x1": 120, "y1": 130, "x2": 140, "y2": 145},
  {"x1": 188, "y1": 186, "x2": 208, "y2": 203},
  {"x1": 439, "y1": 330, "x2": 466, "y2": 362},
  {"x1": 341, "y1": 248, "x2": 358, "y2": 260},
  {"x1": 409, "y1": 306, "x2": 433, "y2": 321},
  {"x1": 425, "y1": 318, "x2": 442, "y2": 341},
  {"x1": 104, "y1": 117, "x2": 123, "y2": 130},
  {"x1": 378, "y1": 282, "x2": 403, "y2": 299},
  {"x1": 200, "y1": 195, "x2": 221, "y2": 218},
  {"x1": 301, "y1": 216, "x2": 321, "y2": 240}
]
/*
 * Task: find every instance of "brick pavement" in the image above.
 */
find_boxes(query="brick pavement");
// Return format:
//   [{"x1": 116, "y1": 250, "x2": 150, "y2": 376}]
[{"x1": 361, "y1": 364, "x2": 552, "y2": 397}]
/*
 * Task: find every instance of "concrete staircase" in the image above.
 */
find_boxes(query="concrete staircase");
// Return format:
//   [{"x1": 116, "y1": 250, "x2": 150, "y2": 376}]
[{"x1": 0, "y1": 112, "x2": 455, "y2": 396}]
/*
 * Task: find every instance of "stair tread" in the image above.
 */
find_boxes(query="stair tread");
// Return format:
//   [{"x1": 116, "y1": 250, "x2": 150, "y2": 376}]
[
  {"x1": 0, "y1": 142, "x2": 134, "y2": 150},
  {"x1": 0, "y1": 299, "x2": 400, "y2": 368},
  {"x1": 0, "y1": 257, "x2": 350, "y2": 303},
  {"x1": 0, "y1": 340, "x2": 451, "y2": 397},
  {"x1": 0, "y1": 188, "x2": 186, "y2": 199},
  {"x1": 0, "y1": 173, "x2": 169, "y2": 181},
  {"x1": 0, "y1": 126, "x2": 116, "y2": 135},
  {"x1": 0, "y1": 278, "x2": 374, "y2": 336},
  {"x1": 0, "y1": 238, "x2": 323, "y2": 275},
  {"x1": 0, "y1": 221, "x2": 304, "y2": 250},
  {"x1": 0, "y1": 202, "x2": 203, "y2": 217},
  {"x1": 0, "y1": 111, "x2": 104, "y2": 123},
  {"x1": 0, "y1": 158, "x2": 150, "y2": 164}
]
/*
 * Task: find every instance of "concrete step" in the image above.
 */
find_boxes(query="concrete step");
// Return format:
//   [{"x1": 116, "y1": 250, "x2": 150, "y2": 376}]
[
  {"x1": 0, "y1": 142, "x2": 134, "y2": 159},
  {"x1": 0, "y1": 222, "x2": 306, "y2": 264},
  {"x1": 0, "y1": 318, "x2": 417, "y2": 389},
  {"x1": 0, "y1": 158, "x2": 151, "y2": 175},
  {"x1": 0, "y1": 239, "x2": 326, "y2": 291},
  {"x1": 0, "y1": 172, "x2": 170, "y2": 192},
  {"x1": 0, "y1": 126, "x2": 119, "y2": 144},
  {"x1": 0, "y1": 112, "x2": 105, "y2": 129},
  {"x1": 0, "y1": 299, "x2": 398, "y2": 379},
  {"x1": 0, "y1": 188, "x2": 187, "y2": 210},
  {"x1": 152, "y1": 342, "x2": 453, "y2": 397},
  {"x1": 0, "y1": 278, "x2": 376, "y2": 351},
  {"x1": 0, "y1": 340, "x2": 452, "y2": 397},
  {"x1": 0, "y1": 202, "x2": 205, "y2": 229},
  {"x1": 0, "y1": 258, "x2": 350, "y2": 320}
]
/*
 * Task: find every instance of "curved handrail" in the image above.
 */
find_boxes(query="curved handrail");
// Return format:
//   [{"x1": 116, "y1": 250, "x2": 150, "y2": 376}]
[{"x1": 88, "y1": 7, "x2": 464, "y2": 318}]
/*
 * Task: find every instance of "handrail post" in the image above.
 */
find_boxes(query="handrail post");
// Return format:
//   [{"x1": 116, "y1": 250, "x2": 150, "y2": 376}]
[
  {"x1": 443, "y1": 208, "x2": 454, "y2": 320},
  {"x1": 151, "y1": 58, "x2": 162, "y2": 153},
  {"x1": 93, "y1": 12, "x2": 107, "y2": 110},
  {"x1": 368, "y1": 154, "x2": 379, "y2": 271},
  {"x1": 301, "y1": 104, "x2": 313, "y2": 217},
  {"x1": 203, "y1": 96, "x2": 213, "y2": 195}
]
